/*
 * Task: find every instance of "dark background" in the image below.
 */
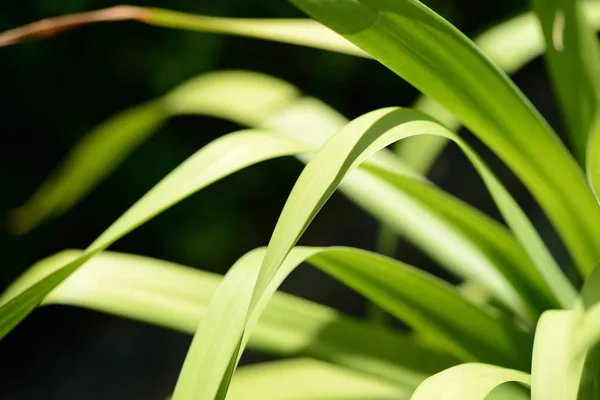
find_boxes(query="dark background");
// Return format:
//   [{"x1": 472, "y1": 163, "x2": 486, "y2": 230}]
[{"x1": 0, "y1": 0, "x2": 564, "y2": 398}]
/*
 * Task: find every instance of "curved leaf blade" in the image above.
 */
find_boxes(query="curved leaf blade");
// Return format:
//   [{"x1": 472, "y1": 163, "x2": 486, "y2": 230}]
[
  {"x1": 290, "y1": 0, "x2": 600, "y2": 276},
  {"x1": 254, "y1": 107, "x2": 573, "y2": 333},
  {"x1": 0, "y1": 130, "x2": 312, "y2": 339},
  {"x1": 172, "y1": 246, "x2": 532, "y2": 400},
  {"x1": 531, "y1": 310, "x2": 587, "y2": 400},
  {"x1": 1, "y1": 250, "x2": 456, "y2": 388},
  {"x1": 410, "y1": 363, "x2": 530, "y2": 400}
]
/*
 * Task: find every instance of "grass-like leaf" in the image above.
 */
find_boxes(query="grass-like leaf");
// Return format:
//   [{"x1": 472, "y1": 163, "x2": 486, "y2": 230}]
[
  {"x1": 531, "y1": 310, "x2": 587, "y2": 400},
  {"x1": 0, "y1": 6, "x2": 365, "y2": 57},
  {"x1": 1, "y1": 250, "x2": 456, "y2": 388},
  {"x1": 530, "y1": 0, "x2": 600, "y2": 163},
  {"x1": 12, "y1": 70, "x2": 564, "y2": 320},
  {"x1": 410, "y1": 363, "x2": 530, "y2": 400},
  {"x1": 0, "y1": 130, "x2": 312, "y2": 339},
  {"x1": 171, "y1": 246, "x2": 532, "y2": 400},
  {"x1": 11, "y1": 71, "x2": 301, "y2": 233},
  {"x1": 289, "y1": 0, "x2": 600, "y2": 276},
  {"x1": 226, "y1": 359, "x2": 409, "y2": 400},
  {"x1": 252, "y1": 107, "x2": 573, "y2": 335}
]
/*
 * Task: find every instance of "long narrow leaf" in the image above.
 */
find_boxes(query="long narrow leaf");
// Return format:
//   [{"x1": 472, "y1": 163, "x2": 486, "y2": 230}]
[
  {"x1": 0, "y1": 130, "x2": 312, "y2": 339},
  {"x1": 531, "y1": 310, "x2": 587, "y2": 400},
  {"x1": 530, "y1": 0, "x2": 600, "y2": 162},
  {"x1": 290, "y1": 0, "x2": 600, "y2": 276},
  {"x1": 252, "y1": 107, "x2": 573, "y2": 336},
  {"x1": 12, "y1": 71, "x2": 301, "y2": 232},
  {"x1": 0, "y1": 6, "x2": 365, "y2": 57},
  {"x1": 1, "y1": 250, "x2": 455, "y2": 388},
  {"x1": 226, "y1": 359, "x2": 409, "y2": 400},
  {"x1": 12, "y1": 70, "x2": 562, "y2": 321},
  {"x1": 171, "y1": 246, "x2": 532, "y2": 400}
]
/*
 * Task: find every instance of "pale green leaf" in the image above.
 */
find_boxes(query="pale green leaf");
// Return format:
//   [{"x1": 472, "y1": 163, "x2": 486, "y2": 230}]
[
  {"x1": 0, "y1": 130, "x2": 312, "y2": 339},
  {"x1": 226, "y1": 359, "x2": 409, "y2": 400},
  {"x1": 1, "y1": 96, "x2": 555, "y2": 344},
  {"x1": 147, "y1": 8, "x2": 367, "y2": 58},
  {"x1": 10, "y1": 101, "x2": 167, "y2": 234},
  {"x1": 14, "y1": 69, "x2": 562, "y2": 322},
  {"x1": 410, "y1": 363, "x2": 530, "y2": 400},
  {"x1": 252, "y1": 107, "x2": 573, "y2": 337},
  {"x1": 531, "y1": 309, "x2": 587, "y2": 400},
  {"x1": 13, "y1": 71, "x2": 301, "y2": 232},
  {"x1": 171, "y1": 246, "x2": 532, "y2": 400},
  {"x1": 0, "y1": 6, "x2": 366, "y2": 57},
  {"x1": 290, "y1": 0, "x2": 600, "y2": 276},
  {"x1": 1, "y1": 250, "x2": 455, "y2": 388},
  {"x1": 15, "y1": 3, "x2": 600, "y2": 230}
]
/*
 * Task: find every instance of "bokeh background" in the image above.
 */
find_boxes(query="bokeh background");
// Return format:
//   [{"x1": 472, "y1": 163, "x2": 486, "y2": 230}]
[{"x1": 0, "y1": 0, "x2": 567, "y2": 398}]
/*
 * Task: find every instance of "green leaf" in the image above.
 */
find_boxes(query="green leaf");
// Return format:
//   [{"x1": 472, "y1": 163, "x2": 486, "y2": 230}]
[
  {"x1": 254, "y1": 107, "x2": 573, "y2": 333},
  {"x1": 10, "y1": 101, "x2": 167, "y2": 234},
  {"x1": 147, "y1": 8, "x2": 367, "y2": 58},
  {"x1": 15, "y1": 3, "x2": 600, "y2": 231},
  {"x1": 531, "y1": 309, "x2": 587, "y2": 400},
  {"x1": 530, "y1": 0, "x2": 600, "y2": 163},
  {"x1": 1, "y1": 250, "x2": 455, "y2": 388},
  {"x1": 410, "y1": 363, "x2": 530, "y2": 400},
  {"x1": 581, "y1": 262, "x2": 600, "y2": 309},
  {"x1": 15, "y1": 69, "x2": 563, "y2": 320},
  {"x1": 12, "y1": 71, "x2": 301, "y2": 233},
  {"x1": 352, "y1": 163, "x2": 567, "y2": 315},
  {"x1": 226, "y1": 359, "x2": 410, "y2": 400},
  {"x1": 289, "y1": 0, "x2": 600, "y2": 276},
  {"x1": 2, "y1": 92, "x2": 556, "y2": 342},
  {"x1": 0, "y1": 6, "x2": 366, "y2": 57},
  {"x1": 171, "y1": 246, "x2": 532, "y2": 400},
  {"x1": 588, "y1": 121, "x2": 600, "y2": 201},
  {"x1": 261, "y1": 100, "x2": 563, "y2": 322},
  {"x1": 0, "y1": 130, "x2": 313, "y2": 339}
]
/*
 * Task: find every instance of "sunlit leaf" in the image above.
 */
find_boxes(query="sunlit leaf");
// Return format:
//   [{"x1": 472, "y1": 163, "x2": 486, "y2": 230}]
[
  {"x1": 227, "y1": 359, "x2": 409, "y2": 400},
  {"x1": 0, "y1": 130, "x2": 312, "y2": 339},
  {"x1": 410, "y1": 363, "x2": 530, "y2": 400},
  {"x1": 531, "y1": 309, "x2": 587, "y2": 400},
  {"x1": 0, "y1": 6, "x2": 365, "y2": 57},
  {"x1": 290, "y1": 0, "x2": 600, "y2": 276},
  {"x1": 12, "y1": 70, "x2": 562, "y2": 322},
  {"x1": 171, "y1": 246, "x2": 532, "y2": 400},
  {"x1": 253, "y1": 107, "x2": 573, "y2": 335},
  {"x1": 1, "y1": 250, "x2": 456, "y2": 388}
]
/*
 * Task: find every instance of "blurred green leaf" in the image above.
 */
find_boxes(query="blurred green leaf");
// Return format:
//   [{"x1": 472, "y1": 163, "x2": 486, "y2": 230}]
[
  {"x1": 289, "y1": 0, "x2": 600, "y2": 277},
  {"x1": 12, "y1": 71, "x2": 301, "y2": 233},
  {"x1": 581, "y1": 263, "x2": 600, "y2": 309},
  {"x1": 410, "y1": 363, "x2": 530, "y2": 400},
  {"x1": 530, "y1": 0, "x2": 600, "y2": 163}
]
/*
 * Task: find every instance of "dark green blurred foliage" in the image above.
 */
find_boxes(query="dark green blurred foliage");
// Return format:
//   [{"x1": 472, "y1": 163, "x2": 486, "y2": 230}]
[{"x1": 0, "y1": 1, "x2": 545, "y2": 398}]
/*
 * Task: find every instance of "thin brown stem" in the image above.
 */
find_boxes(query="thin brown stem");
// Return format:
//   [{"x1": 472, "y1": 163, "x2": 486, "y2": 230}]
[{"x1": 0, "y1": 5, "x2": 149, "y2": 47}]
